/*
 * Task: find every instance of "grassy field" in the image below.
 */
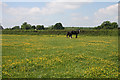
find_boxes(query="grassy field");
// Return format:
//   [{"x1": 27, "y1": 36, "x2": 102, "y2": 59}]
[{"x1": 2, "y1": 34, "x2": 118, "y2": 78}]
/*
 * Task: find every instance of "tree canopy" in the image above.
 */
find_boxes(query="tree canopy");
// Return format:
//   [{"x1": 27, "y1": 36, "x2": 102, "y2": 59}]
[
  {"x1": 36, "y1": 25, "x2": 44, "y2": 30},
  {"x1": 51, "y1": 23, "x2": 64, "y2": 29},
  {"x1": 12, "y1": 26, "x2": 20, "y2": 30},
  {"x1": 21, "y1": 22, "x2": 32, "y2": 30},
  {"x1": 95, "y1": 21, "x2": 118, "y2": 29}
]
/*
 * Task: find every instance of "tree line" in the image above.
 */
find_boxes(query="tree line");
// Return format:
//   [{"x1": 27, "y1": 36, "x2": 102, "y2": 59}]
[
  {"x1": 94, "y1": 21, "x2": 118, "y2": 29},
  {"x1": 1, "y1": 22, "x2": 64, "y2": 30},
  {"x1": 0, "y1": 21, "x2": 118, "y2": 30}
]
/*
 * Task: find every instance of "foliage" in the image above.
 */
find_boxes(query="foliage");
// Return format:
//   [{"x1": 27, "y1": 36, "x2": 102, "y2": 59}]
[
  {"x1": 95, "y1": 21, "x2": 118, "y2": 29},
  {"x1": 51, "y1": 23, "x2": 64, "y2": 29},
  {"x1": 12, "y1": 26, "x2": 20, "y2": 30},
  {"x1": 21, "y1": 22, "x2": 32, "y2": 30},
  {"x1": 4, "y1": 21, "x2": 118, "y2": 30},
  {"x1": 10, "y1": 22, "x2": 64, "y2": 30},
  {"x1": 111, "y1": 22, "x2": 118, "y2": 28},
  {"x1": 36, "y1": 25, "x2": 44, "y2": 30},
  {"x1": 31, "y1": 25, "x2": 36, "y2": 29}
]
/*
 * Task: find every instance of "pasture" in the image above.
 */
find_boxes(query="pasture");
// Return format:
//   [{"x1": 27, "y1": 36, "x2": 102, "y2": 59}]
[{"x1": 2, "y1": 34, "x2": 118, "y2": 78}]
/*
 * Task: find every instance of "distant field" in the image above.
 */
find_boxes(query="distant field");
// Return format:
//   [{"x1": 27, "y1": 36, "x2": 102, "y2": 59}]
[{"x1": 2, "y1": 34, "x2": 118, "y2": 78}]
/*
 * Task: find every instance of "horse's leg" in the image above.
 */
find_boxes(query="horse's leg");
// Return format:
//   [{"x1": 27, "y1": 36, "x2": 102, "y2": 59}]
[
  {"x1": 66, "y1": 34, "x2": 68, "y2": 38},
  {"x1": 71, "y1": 35, "x2": 72, "y2": 38},
  {"x1": 76, "y1": 34, "x2": 78, "y2": 38},
  {"x1": 69, "y1": 35, "x2": 70, "y2": 38},
  {"x1": 69, "y1": 35, "x2": 71, "y2": 38}
]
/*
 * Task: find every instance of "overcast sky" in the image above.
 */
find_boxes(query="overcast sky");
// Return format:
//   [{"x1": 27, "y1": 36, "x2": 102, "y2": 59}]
[{"x1": 0, "y1": 0, "x2": 119, "y2": 28}]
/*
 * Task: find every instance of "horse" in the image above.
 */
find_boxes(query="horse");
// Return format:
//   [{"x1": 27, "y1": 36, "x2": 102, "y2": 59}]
[{"x1": 66, "y1": 29, "x2": 80, "y2": 38}]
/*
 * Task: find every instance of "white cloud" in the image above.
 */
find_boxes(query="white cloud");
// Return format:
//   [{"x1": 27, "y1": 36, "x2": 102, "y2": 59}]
[
  {"x1": 52, "y1": 0, "x2": 93, "y2": 2},
  {"x1": 84, "y1": 16, "x2": 89, "y2": 20},
  {"x1": 68, "y1": 3, "x2": 118, "y2": 27},
  {"x1": 0, "y1": 1, "x2": 8, "y2": 23},
  {"x1": 94, "y1": 3, "x2": 118, "y2": 26},
  {"x1": 71, "y1": 13, "x2": 89, "y2": 21},
  {"x1": 3, "y1": 2, "x2": 82, "y2": 28},
  {"x1": 40, "y1": 2, "x2": 81, "y2": 15},
  {"x1": 2, "y1": 0, "x2": 118, "y2": 2},
  {"x1": 2, "y1": 0, "x2": 94, "y2": 2},
  {"x1": 0, "y1": 1, "x2": 7, "y2": 7},
  {"x1": 66, "y1": 13, "x2": 92, "y2": 27},
  {"x1": 29, "y1": 7, "x2": 40, "y2": 13},
  {"x1": 0, "y1": 1, "x2": 2, "y2": 23},
  {"x1": 6, "y1": 7, "x2": 30, "y2": 15},
  {"x1": 94, "y1": 4, "x2": 118, "y2": 16},
  {"x1": 5, "y1": 2, "x2": 81, "y2": 16},
  {"x1": 0, "y1": 17, "x2": 1, "y2": 23},
  {"x1": 2, "y1": 2, "x2": 118, "y2": 28}
]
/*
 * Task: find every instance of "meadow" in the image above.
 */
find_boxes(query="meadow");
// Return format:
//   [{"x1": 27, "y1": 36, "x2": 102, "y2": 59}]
[{"x1": 2, "y1": 34, "x2": 119, "y2": 78}]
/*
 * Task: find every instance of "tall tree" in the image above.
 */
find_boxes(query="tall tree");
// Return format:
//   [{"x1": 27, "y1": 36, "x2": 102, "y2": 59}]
[
  {"x1": 101, "y1": 21, "x2": 111, "y2": 29},
  {"x1": 36, "y1": 25, "x2": 44, "y2": 30},
  {"x1": 31, "y1": 25, "x2": 36, "y2": 29},
  {"x1": 52, "y1": 23, "x2": 64, "y2": 29},
  {"x1": 21, "y1": 22, "x2": 32, "y2": 30}
]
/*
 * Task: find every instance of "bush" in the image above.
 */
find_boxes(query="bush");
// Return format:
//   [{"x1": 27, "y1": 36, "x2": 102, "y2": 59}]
[
  {"x1": 36, "y1": 25, "x2": 44, "y2": 30},
  {"x1": 12, "y1": 26, "x2": 20, "y2": 30}
]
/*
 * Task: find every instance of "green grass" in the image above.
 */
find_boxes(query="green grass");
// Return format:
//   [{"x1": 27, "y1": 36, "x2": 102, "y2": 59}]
[{"x1": 2, "y1": 34, "x2": 118, "y2": 78}]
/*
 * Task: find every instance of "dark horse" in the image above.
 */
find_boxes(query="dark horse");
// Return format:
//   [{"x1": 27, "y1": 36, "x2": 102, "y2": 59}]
[{"x1": 66, "y1": 29, "x2": 80, "y2": 38}]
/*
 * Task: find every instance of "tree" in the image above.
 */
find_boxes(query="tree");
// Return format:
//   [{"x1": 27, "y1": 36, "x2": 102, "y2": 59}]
[
  {"x1": 36, "y1": 25, "x2": 44, "y2": 30},
  {"x1": 52, "y1": 23, "x2": 64, "y2": 29},
  {"x1": 94, "y1": 26, "x2": 102, "y2": 29},
  {"x1": 111, "y1": 22, "x2": 118, "y2": 29},
  {"x1": 95, "y1": 21, "x2": 118, "y2": 29},
  {"x1": 4, "y1": 28, "x2": 12, "y2": 30},
  {"x1": 21, "y1": 22, "x2": 32, "y2": 30},
  {"x1": 23, "y1": 22, "x2": 27, "y2": 25},
  {"x1": 31, "y1": 25, "x2": 36, "y2": 29},
  {"x1": 101, "y1": 21, "x2": 111, "y2": 29},
  {"x1": 12, "y1": 26, "x2": 20, "y2": 30}
]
